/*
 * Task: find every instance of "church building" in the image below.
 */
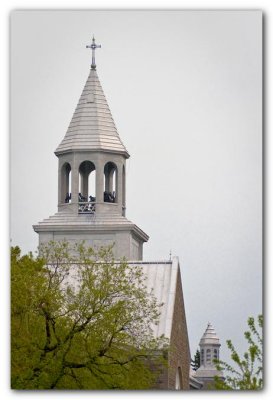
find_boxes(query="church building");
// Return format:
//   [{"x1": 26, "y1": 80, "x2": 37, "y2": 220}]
[{"x1": 33, "y1": 37, "x2": 190, "y2": 390}]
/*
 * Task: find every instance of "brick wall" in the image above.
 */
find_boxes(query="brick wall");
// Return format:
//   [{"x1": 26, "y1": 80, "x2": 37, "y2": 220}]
[
  {"x1": 154, "y1": 266, "x2": 190, "y2": 390},
  {"x1": 168, "y1": 267, "x2": 190, "y2": 389}
]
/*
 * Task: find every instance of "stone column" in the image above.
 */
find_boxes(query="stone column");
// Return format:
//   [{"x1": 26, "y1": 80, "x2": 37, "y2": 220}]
[
  {"x1": 117, "y1": 162, "x2": 123, "y2": 214},
  {"x1": 96, "y1": 161, "x2": 104, "y2": 203},
  {"x1": 58, "y1": 162, "x2": 62, "y2": 206},
  {"x1": 71, "y1": 159, "x2": 79, "y2": 212},
  {"x1": 122, "y1": 163, "x2": 126, "y2": 216}
]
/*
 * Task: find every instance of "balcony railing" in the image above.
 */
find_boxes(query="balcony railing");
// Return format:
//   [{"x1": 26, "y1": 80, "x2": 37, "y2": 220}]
[{"x1": 78, "y1": 201, "x2": 96, "y2": 214}]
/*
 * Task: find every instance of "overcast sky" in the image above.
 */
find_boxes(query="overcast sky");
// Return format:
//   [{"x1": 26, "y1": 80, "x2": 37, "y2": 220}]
[{"x1": 10, "y1": 10, "x2": 262, "y2": 363}]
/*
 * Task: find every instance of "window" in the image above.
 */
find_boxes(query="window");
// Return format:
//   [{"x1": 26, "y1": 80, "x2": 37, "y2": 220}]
[
  {"x1": 214, "y1": 349, "x2": 218, "y2": 361},
  {"x1": 206, "y1": 349, "x2": 211, "y2": 364},
  {"x1": 175, "y1": 367, "x2": 182, "y2": 390}
]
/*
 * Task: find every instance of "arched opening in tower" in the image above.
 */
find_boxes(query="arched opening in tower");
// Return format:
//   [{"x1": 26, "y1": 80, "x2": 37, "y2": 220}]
[
  {"x1": 61, "y1": 162, "x2": 71, "y2": 203},
  {"x1": 78, "y1": 161, "x2": 96, "y2": 202},
  {"x1": 104, "y1": 162, "x2": 117, "y2": 203}
]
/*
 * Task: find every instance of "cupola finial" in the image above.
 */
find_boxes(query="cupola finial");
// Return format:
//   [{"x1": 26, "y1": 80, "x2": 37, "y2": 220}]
[{"x1": 86, "y1": 36, "x2": 101, "y2": 70}]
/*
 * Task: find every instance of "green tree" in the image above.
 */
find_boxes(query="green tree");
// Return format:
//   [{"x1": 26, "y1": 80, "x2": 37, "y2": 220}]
[
  {"x1": 11, "y1": 241, "x2": 168, "y2": 389},
  {"x1": 214, "y1": 315, "x2": 263, "y2": 390},
  {"x1": 191, "y1": 349, "x2": 200, "y2": 371}
]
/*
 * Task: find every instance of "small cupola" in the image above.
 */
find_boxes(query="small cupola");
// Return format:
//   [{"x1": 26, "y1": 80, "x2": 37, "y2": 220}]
[
  {"x1": 194, "y1": 322, "x2": 224, "y2": 388},
  {"x1": 199, "y1": 322, "x2": 221, "y2": 367}
]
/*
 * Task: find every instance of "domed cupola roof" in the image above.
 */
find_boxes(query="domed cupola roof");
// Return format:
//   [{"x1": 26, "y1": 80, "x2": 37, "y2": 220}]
[{"x1": 199, "y1": 322, "x2": 220, "y2": 346}]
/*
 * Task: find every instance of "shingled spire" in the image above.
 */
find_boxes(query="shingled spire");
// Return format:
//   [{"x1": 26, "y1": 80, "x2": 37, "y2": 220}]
[{"x1": 55, "y1": 68, "x2": 129, "y2": 158}]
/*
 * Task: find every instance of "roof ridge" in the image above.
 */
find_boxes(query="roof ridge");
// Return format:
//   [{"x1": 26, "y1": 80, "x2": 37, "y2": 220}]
[{"x1": 93, "y1": 70, "x2": 101, "y2": 149}]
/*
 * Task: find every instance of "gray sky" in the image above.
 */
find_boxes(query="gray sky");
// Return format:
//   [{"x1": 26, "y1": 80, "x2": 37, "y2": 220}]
[{"x1": 11, "y1": 10, "x2": 262, "y2": 363}]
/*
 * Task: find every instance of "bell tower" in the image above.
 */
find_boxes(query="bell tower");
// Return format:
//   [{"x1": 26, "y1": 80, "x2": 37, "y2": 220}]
[{"x1": 33, "y1": 38, "x2": 149, "y2": 260}]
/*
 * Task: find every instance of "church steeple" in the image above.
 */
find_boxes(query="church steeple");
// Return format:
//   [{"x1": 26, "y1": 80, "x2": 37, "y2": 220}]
[
  {"x1": 54, "y1": 40, "x2": 129, "y2": 217},
  {"x1": 33, "y1": 39, "x2": 149, "y2": 260}
]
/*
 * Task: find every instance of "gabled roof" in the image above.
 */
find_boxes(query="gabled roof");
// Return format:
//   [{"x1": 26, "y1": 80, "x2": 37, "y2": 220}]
[
  {"x1": 129, "y1": 257, "x2": 182, "y2": 339},
  {"x1": 55, "y1": 68, "x2": 129, "y2": 158}
]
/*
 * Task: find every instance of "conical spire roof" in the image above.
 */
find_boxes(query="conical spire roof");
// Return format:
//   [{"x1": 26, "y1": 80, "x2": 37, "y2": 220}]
[
  {"x1": 199, "y1": 322, "x2": 220, "y2": 346},
  {"x1": 55, "y1": 68, "x2": 129, "y2": 158}
]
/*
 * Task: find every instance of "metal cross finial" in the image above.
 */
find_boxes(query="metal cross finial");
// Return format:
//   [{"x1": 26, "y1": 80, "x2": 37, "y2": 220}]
[
  {"x1": 86, "y1": 36, "x2": 101, "y2": 70},
  {"x1": 169, "y1": 249, "x2": 172, "y2": 260}
]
